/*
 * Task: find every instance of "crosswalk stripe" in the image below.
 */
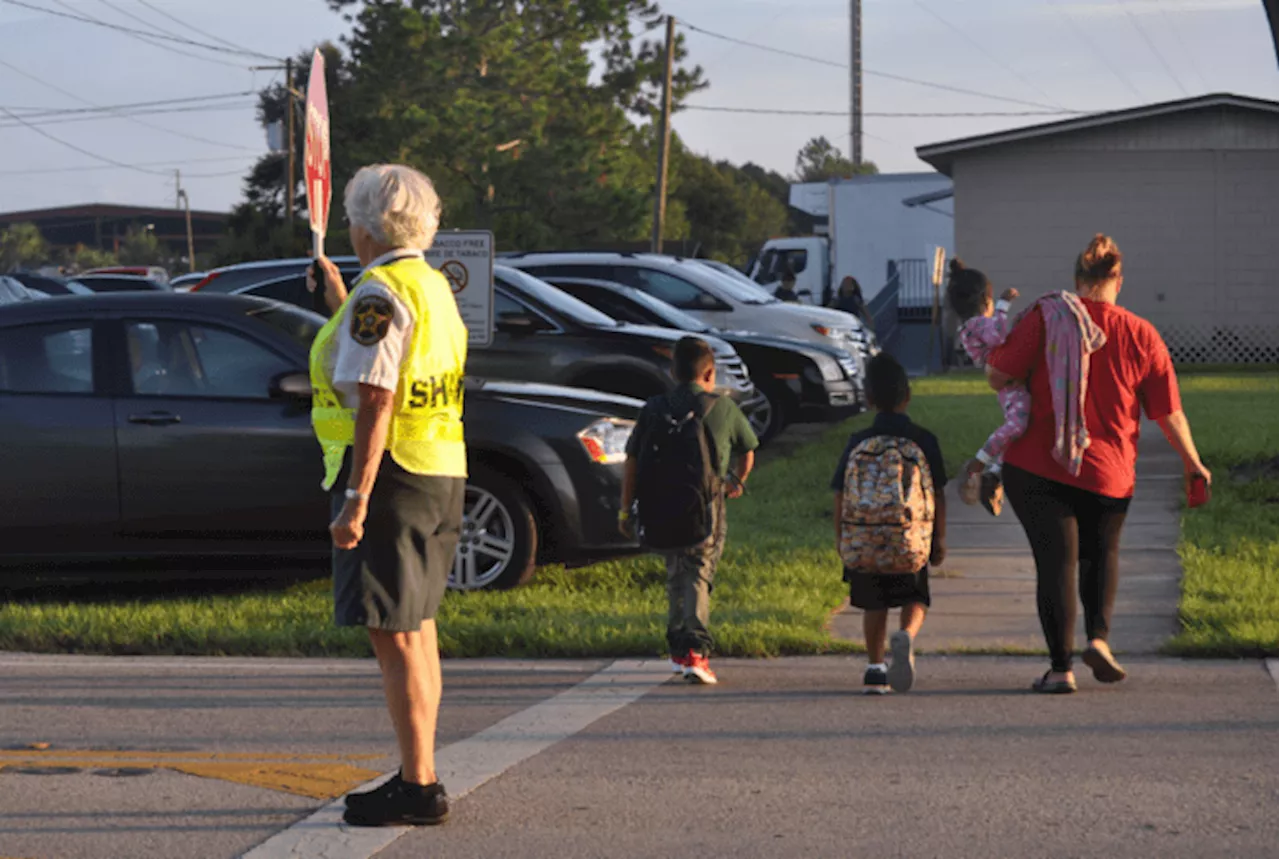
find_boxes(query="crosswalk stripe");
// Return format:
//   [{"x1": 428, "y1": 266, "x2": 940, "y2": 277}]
[{"x1": 240, "y1": 658, "x2": 671, "y2": 859}]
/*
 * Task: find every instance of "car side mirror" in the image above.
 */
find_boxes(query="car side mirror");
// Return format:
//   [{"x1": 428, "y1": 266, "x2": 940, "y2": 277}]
[
  {"x1": 271, "y1": 371, "x2": 312, "y2": 400},
  {"x1": 693, "y1": 293, "x2": 727, "y2": 311},
  {"x1": 495, "y1": 314, "x2": 545, "y2": 335}
]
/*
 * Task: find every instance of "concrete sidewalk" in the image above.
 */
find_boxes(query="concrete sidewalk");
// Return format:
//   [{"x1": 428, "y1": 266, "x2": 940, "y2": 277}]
[{"x1": 831, "y1": 422, "x2": 1186, "y2": 655}]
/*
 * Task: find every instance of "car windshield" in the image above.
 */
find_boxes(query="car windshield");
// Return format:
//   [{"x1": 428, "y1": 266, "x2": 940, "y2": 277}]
[
  {"x1": 496, "y1": 267, "x2": 621, "y2": 328},
  {"x1": 246, "y1": 302, "x2": 325, "y2": 350},
  {"x1": 621, "y1": 288, "x2": 713, "y2": 332},
  {"x1": 686, "y1": 262, "x2": 779, "y2": 305}
]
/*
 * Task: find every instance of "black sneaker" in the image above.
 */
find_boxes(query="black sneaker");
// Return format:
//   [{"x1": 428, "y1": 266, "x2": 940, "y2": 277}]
[
  {"x1": 863, "y1": 665, "x2": 890, "y2": 695},
  {"x1": 343, "y1": 778, "x2": 449, "y2": 827},
  {"x1": 345, "y1": 771, "x2": 403, "y2": 811}
]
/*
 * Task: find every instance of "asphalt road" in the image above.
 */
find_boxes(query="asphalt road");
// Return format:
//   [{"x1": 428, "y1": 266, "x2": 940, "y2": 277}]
[{"x1": 1, "y1": 653, "x2": 1275, "y2": 859}]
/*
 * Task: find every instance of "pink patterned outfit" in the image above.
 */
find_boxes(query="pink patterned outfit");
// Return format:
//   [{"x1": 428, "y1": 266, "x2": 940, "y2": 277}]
[{"x1": 958, "y1": 300, "x2": 1030, "y2": 472}]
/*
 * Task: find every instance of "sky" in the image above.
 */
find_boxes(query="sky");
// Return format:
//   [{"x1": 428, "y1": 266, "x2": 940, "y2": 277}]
[{"x1": 0, "y1": 0, "x2": 1275, "y2": 215}]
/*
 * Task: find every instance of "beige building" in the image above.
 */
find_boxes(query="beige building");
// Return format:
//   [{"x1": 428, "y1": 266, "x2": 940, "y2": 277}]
[{"x1": 917, "y1": 93, "x2": 1278, "y2": 364}]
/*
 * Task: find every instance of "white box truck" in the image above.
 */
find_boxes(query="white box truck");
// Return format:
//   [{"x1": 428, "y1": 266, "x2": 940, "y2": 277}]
[{"x1": 748, "y1": 172, "x2": 955, "y2": 306}]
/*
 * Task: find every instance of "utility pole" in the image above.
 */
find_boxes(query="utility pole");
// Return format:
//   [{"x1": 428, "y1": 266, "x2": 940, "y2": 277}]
[
  {"x1": 252, "y1": 59, "x2": 302, "y2": 226},
  {"x1": 285, "y1": 56, "x2": 296, "y2": 229},
  {"x1": 174, "y1": 170, "x2": 195, "y2": 273},
  {"x1": 651, "y1": 15, "x2": 675, "y2": 254},
  {"x1": 850, "y1": 0, "x2": 862, "y2": 167}
]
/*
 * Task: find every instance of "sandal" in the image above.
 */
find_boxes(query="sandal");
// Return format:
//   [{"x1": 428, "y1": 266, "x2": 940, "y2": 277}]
[
  {"x1": 1082, "y1": 643, "x2": 1126, "y2": 683},
  {"x1": 1031, "y1": 671, "x2": 1077, "y2": 694}
]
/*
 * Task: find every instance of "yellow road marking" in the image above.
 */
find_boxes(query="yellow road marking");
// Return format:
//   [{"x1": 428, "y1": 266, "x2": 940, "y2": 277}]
[
  {"x1": 0, "y1": 749, "x2": 383, "y2": 800},
  {"x1": 168, "y1": 762, "x2": 381, "y2": 801},
  {"x1": 0, "y1": 750, "x2": 379, "y2": 762}
]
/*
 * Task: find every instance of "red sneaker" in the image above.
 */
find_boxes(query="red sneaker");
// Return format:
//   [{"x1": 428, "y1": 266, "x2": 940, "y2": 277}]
[
  {"x1": 668, "y1": 653, "x2": 689, "y2": 675},
  {"x1": 685, "y1": 651, "x2": 718, "y2": 685}
]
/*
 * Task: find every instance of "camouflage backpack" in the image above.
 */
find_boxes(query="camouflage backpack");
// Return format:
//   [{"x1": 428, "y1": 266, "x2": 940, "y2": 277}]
[{"x1": 839, "y1": 435, "x2": 936, "y2": 574}]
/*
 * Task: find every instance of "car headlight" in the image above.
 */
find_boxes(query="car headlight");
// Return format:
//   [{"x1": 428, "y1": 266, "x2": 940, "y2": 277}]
[
  {"x1": 808, "y1": 352, "x2": 844, "y2": 382},
  {"x1": 577, "y1": 418, "x2": 634, "y2": 465}
]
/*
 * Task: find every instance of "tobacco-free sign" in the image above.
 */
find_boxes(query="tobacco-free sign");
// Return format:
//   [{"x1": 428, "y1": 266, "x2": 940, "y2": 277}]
[{"x1": 426, "y1": 231, "x2": 494, "y2": 347}]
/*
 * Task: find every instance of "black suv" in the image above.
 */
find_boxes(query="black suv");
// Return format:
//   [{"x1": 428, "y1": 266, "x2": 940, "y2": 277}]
[
  {"x1": 548, "y1": 277, "x2": 865, "y2": 441},
  {"x1": 235, "y1": 261, "x2": 765, "y2": 414}
]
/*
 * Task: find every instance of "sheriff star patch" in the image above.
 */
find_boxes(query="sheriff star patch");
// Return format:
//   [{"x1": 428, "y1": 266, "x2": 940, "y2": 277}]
[{"x1": 350, "y1": 294, "x2": 394, "y2": 346}]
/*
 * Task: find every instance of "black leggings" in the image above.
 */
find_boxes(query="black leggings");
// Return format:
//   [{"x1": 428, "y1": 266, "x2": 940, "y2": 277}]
[{"x1": 1002, "y1": 465, "x2": 1132, "y2": 673}]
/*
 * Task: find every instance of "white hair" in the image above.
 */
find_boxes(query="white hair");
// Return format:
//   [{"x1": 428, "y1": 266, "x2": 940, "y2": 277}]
[{"x1": 343, "y1": 164, "x2": 442, "y2": 250}]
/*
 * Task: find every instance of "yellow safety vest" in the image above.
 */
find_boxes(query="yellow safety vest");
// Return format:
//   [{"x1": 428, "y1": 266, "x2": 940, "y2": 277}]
[{"x1": 309, "y1": 254, "x2": 468, "y2": 490}]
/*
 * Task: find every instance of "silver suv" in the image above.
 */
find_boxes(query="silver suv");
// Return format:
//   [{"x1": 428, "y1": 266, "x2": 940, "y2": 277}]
[{"x1": 502, "y1": 252, "x2": 877, "y2": 361}]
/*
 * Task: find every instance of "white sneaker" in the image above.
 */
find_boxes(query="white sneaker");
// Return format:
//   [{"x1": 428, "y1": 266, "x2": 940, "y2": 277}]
[{"x1": 887, "y1": 630, "x2": 916, "y2": 693}]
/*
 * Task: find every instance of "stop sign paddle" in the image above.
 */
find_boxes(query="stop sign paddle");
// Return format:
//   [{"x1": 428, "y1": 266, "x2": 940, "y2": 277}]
[{"x1": 304, "y1": 48, "x2": 331, "y2": 258}]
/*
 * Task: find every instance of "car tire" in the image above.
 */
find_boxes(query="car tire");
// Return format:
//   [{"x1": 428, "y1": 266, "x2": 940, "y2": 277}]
[
  {"x1": 450, "y1": 467, "x2": 538, "y2": 591},
  {"x1": 749, "y1": 380, "x2": 791, "y2": 444}
]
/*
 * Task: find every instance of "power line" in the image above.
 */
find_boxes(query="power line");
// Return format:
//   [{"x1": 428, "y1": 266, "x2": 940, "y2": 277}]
[
  {"x1": 676, "y1": 19, "x2": 1070, "y2": 112},
  {"x1": 2, "y1": 90, "x2": 257, "y2": 119},
  {"x1": 684, "y1": 104, "x2": 1084, "y2": 118},
  {"x1": 1043, "y1": 0, "x2": 1144, "y2": 102},
  {"x1": 133, "y1": 0, "x2": 259, "y2": 55},
  {"x1": 0, "y1": 154, "x2": 257, "y2": 176},
  {"x1": 49, "y1": 0, "x2": 247, "y2": 70},
  {"x1": 1116, "y1": 0, "x2": 1188, "y2": 96},
  {"x1": 1, "y1": 0, "x2": 278, "y2": 61},
  {"x1": 910, "y1": 0, "x2": 1064, "y2": 109},
  {"x1": 0, "y1": 57, "x2": 259, "y2": 151},
  {"x1": 1154, "y1": 1, "x2": 1209, "y2": 92},
  {"x1": 0, "y1": 101, "x2": 257, "y2": 129},
  {"x1": 182, "y1": 167, "x2": 257, "y2": 179},
  {"x1": 97, "y1": 0, "x2": 185, "y2": 40},
  {"x1": 0, "y1": 105, "x2": 167, "y2": 175}
]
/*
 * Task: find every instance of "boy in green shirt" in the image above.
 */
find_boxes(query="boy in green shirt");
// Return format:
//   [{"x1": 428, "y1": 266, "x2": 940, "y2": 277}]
[{"x1": 620, "y1": 337, "x2": 759, "y2": 684}]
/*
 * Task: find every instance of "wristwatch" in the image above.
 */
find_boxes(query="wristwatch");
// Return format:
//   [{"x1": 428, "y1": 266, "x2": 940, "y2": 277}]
[{"x1": 345, "y1": 488, "x2": 370, "y2": 503}]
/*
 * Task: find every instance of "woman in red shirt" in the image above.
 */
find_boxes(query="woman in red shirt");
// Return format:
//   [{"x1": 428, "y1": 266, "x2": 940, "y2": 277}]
[{"x1": 987, "y1": 234, "x2": 1212, "y2": 694}]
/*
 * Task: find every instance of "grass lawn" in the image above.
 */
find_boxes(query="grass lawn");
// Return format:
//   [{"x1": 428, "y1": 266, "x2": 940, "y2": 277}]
[
  {"x1": 0, "y1": 371, "x2": 1273, "y2": 658},
  {"x1": 1166, "y1": 373, "x2": 1278, "y2": 657}
]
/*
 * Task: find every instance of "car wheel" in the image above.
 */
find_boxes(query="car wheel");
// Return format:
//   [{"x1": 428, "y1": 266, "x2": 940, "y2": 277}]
[
  {"x1": 749, "y1": 381, "x2": 790, "y2": 444},
  {"x1": 449, "y1": 468, "x2": 538, "y2": 591}
]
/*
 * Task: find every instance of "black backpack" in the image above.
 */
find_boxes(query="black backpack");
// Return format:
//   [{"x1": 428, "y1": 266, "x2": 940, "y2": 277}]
[{"x1": 634, "y1": 390, "x2": 720, "y2": 551}]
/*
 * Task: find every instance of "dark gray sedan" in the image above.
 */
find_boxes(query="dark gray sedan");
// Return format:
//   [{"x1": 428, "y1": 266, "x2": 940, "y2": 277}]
[{"x1": 0, "y1": 294, "x2": 641, "y2": 590}]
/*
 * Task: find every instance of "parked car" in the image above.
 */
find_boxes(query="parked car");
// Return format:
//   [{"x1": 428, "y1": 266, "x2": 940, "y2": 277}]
[
  {"x1": 547, "y1": 277, "x2": 865, "y2": 441},
  {"x1": 501, "y1": 252, "x2": 878, "y2": 361},
  {"x1": 233, "y1": 261, "x2": 766, "y2": 414},
  {"x1": 0, "y1": 293, "x2": 643, "y2": 590},
  {"x1": 0, "y1": 276, "x2": 48, "y2": 304},
  {"x1": 72, "y1": 274, "x2": 171, "y2": 293},
  {"x1": 6, "y1": 271, "x2": 95, "y2": 297},
  {"x1": 185, "y1": 258, "x2": 322, "y2": 294},
  {"x1": 82, "y1": 266, "x2": 170, "y2": 283},
  {"x1": 170, "y1": 271, "x2": 207, "y2": 292}
]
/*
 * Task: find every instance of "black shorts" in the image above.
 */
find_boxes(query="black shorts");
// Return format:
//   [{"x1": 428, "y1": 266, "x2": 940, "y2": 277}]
[
  {"x1": 844, "y1": 566, "x2": 931, "y2": 611},
  {"x1": 332, "y1": 452, "x2": 465, "y2": 631}
]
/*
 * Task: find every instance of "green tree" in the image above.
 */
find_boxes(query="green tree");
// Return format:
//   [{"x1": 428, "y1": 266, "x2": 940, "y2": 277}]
[
  {"x1": 232, "y1": 3, "x2": 706, "y2": 254},
  {"x1": 793, "y1": 136, "x2": 877, "y2": 182},
  {"x1": 57, "y1": 244, "x2": 118, "y2": 272},
  {"x1": 667, "y1": 144, "x2": 787, "y2": 266},
  {"x1": 0, "y1": 222, "x2": 48, "y2": 271},
  {"x1": 117, "y1": 225, "x2": 168, "y2": 267}
]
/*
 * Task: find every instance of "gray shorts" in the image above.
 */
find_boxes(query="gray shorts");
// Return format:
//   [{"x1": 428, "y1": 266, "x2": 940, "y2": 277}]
[{"x1": 331, "y1": 453, "x2": 465, "y2": 631}]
